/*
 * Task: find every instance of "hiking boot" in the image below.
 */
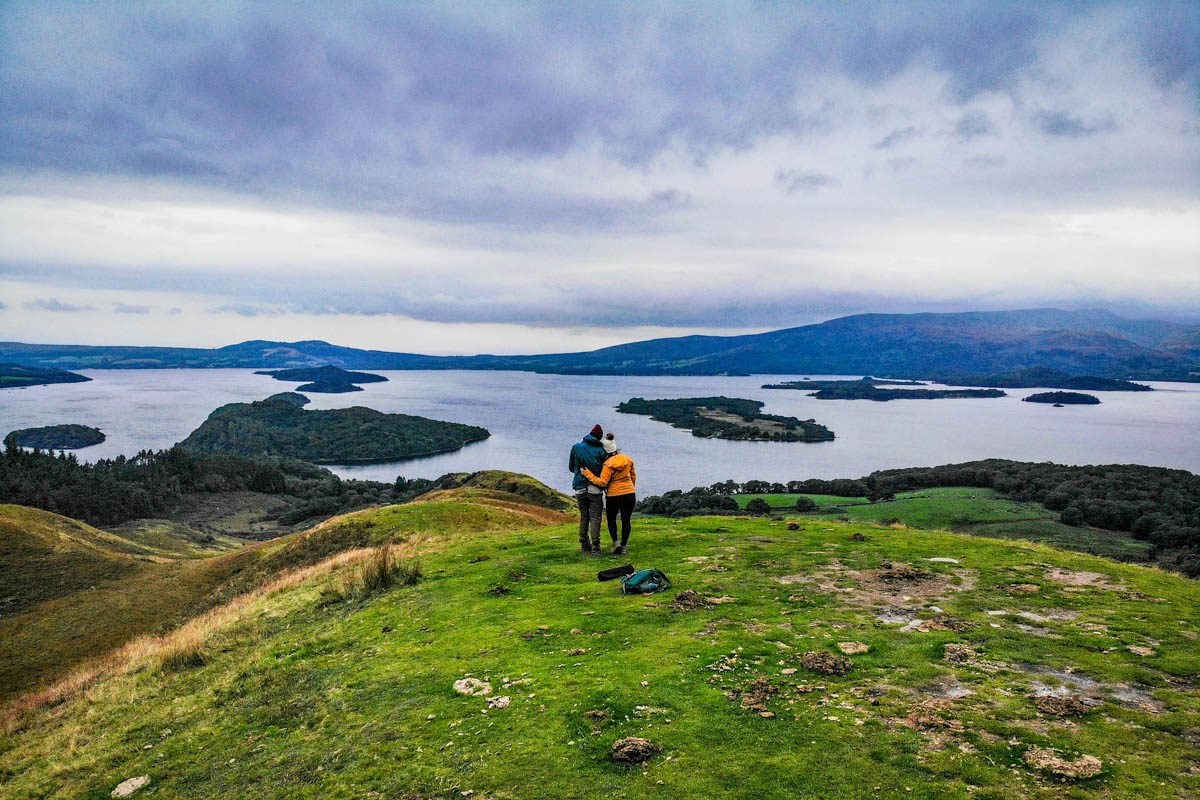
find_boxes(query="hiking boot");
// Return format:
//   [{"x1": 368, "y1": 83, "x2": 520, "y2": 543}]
[
  {"x1": 612, "y1": 545, "x2": 625, "y2": 555},
  {"x1": 580, "y1": 544, "x2": 593, "y2": 554}
]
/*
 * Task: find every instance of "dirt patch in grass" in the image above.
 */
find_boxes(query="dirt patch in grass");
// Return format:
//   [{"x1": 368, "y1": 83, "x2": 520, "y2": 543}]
[
  {"x1": 611, "y1": 737, "x2": 661, "y2": 764},
  {"x1": 1033, "y1": 694, "x2": 1093, "y2": 716},
  {"x1": 727, "y1": 676, "x2": 779, "y2": 717},
  {"x1": 1023, "y1": 747, "x2": 1103, "y2": 780},
  {"x1": 801, "y1": 651, "x2": 853, "y2": 676},
  {"x1": 943, "y1": 643, "x2": 978, "y2": 663},
  {"x1": 1044, "y1": 568, "x2": 1116, "y2": 588},
  {"x1": 902, "y1": 699, "x2": 964, "y2": 732},
  {"x1": 876, "y1": 562, "x2": 930, "y2": 582}
]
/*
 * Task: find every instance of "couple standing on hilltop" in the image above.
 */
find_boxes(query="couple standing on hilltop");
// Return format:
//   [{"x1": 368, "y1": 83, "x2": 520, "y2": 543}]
[{"x1": 569, "y1": 424, "x2": 637, "y2": 556}]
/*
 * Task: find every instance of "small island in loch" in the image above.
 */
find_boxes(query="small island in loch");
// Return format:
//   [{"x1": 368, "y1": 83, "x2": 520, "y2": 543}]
[
  {"x1": 617, "y1": 396, "x2": 835, "y2": 441},
  {"x1": 178, "y1": 394, "x2": 489, "y2": 462},
  {"x1": 4, "y1": 424, "x2": 106, "y2": 450},
  {"x1": 256, "y1": 365, "x2": 387, "y2": 394},
  {"x1": 934, "y1": 367, "x2": 1152, "y2": 391},
  {"x1": 1023, "y1": 391, "x2": 1101, "y2": 405},
  {"x1": 0, "y1": 364, "x2": 92, "y2": 389},
  {"x1": 763, "y1": 377, "x2": 1004, "y2": 401},
  {"x1": 265, "y1": 391, "x2": 311, "y2": 406}
]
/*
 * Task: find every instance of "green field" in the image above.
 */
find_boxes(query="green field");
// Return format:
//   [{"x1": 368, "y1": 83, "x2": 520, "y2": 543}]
[
  {"x1": 3, "y1": 497, "x2": 1197, "y2": 799},
  {"x1": 734, "y1": 488, "x2": 1152, "y2": 562}
]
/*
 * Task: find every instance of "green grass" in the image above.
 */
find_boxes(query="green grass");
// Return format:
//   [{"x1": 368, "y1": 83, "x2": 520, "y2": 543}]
[
  {"x1": 734, "y1": 489, "x2": 1151, "y2": 562},
  {"x1": 3, "y1": 508, "x2": 1197, "y2": 799}
]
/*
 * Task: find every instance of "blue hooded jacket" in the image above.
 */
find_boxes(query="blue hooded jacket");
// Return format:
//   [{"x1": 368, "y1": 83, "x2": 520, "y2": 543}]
[{"x1": 568, "y1": 434, "x2": 608, "y2": 492}]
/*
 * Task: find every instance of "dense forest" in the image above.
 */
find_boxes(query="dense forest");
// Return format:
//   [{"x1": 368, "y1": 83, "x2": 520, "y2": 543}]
[
  {"x1": 616, "y1": 397, "x2": 835, "y2": 441},
  {"x1": 810, "y1": 387, "x2": 1005, "y2": 401},
  {"x1": 637, "y1": 460, "x2": 1200, "y2": 575},
  {"x1": 935, "y1": 368, "x2": 1152, "y2": 391},
  {"x1": 0, "y1": 443, "x2": 434, "y2": 528},
  {"x1": 1023, "y1": 391, "x2": 1101, "y2": 405},
  {"x1": 762, "y1": 377, "x2": 925, "y2": 389},
  {"x1": 762, "y1": 378, "x2": 1006, "y2": 400},
  {"x1": 178, "y1": 396, "x2": 489, "y2": 462},
  {"x1": 4, "y1": 424, "x2": 106, "y2": 450},
  {"x1": 257, "y1": 365, "x2": 386, "y2": 393}
]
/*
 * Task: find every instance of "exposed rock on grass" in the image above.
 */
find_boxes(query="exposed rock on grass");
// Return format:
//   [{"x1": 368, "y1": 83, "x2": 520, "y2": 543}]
[
  {"x1": 611, "y1": 737, "x2": 661, "y2": 764},
  {"x1": 1008, "y1": 583, "x2": 1041, "y2": 594},
  {"x1": 111, "y1": 776, "x2": 150, "y2": 797},
  {"x1": 453, "y1": 677, "x2": 492, "y2": 696},
  {"x1": 1023, "y1": 747, "x2": 1103, "y2": 779},
  {"x1": 837, "y1": 641, "x2": 869, "y2": 655},
  {"x1": 486, "y1": 695, "x2": 511, "y2": 710},
  {"x1": 801, "y1": 651, "x2": 853, "y2": 675}
]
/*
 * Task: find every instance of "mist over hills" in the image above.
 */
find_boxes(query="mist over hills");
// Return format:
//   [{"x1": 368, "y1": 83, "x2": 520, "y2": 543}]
[{"x1": 2, "y1": 308, "x2": 1197, "y2": 380}]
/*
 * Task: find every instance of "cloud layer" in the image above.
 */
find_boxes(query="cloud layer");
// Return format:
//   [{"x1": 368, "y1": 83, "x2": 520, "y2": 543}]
[{"x1": 0, "y1": 1, "x2": 1197, "y2": 348}]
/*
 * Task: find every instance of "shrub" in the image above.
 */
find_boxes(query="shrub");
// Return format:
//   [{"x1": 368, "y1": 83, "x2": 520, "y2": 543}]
[
  {"x1": 1060, "y1": 506, "x2": 1084, "y2": 527},
  {"x1": 745, "y1": 499, "x2": 772, "y2": 516},
  {"x1": 794, "y1": 496, "x2": 817, "y2": 512}
]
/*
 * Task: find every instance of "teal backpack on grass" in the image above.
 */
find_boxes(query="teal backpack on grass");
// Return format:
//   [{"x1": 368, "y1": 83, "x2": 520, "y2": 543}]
[{"x1": 620, "y1": 568, "x2": 671, "y2": 595}]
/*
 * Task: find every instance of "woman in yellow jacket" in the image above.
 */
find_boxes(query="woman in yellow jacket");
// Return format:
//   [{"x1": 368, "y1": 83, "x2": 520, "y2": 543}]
[{"x1": 582, "y1": 433, "x2": 637, "y2": 555}]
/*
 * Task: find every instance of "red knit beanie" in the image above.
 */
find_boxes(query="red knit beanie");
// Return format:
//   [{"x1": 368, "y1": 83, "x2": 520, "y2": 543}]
[{"x1": 589, "y1": 424, "x2": 603, "y2": 438}]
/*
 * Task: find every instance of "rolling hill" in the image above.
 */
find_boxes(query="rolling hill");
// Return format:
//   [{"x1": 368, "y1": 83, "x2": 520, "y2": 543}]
[{"x1": 2, "y1": 308, "x2": 1197, "y2": 378}]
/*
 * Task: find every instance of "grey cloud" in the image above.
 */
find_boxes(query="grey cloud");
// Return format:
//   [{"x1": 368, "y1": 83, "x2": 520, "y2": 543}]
[
  {"x1": 114, "y1": 302, "x2": 151, "y2": 314},
  {"x1": 3, "y1": 3, "x2": 1189, "y2": 229},
  {"x1": 23, "y1": 298, "x2": 95, "y2": 313},
  {"x1": 1033, "y1": 110, "x2": 1118, "y2": 138},
  {"x1": 210, "y1": 303, "x2": 282, "y2": 317},
  {"x1": 0, "y1": 300, "x2": 6, "y2": 310},
  {"x1": 955, "y1": 111, "x2": 994, "y2": 142},
  {"x1": 775, "y1": 168, "x2": 838, "y2": 194},
  {"x1": 168, "y1": 307, "x2": 183, "y2": 316},
  {"x1": 874, "y1": 127, "x2": 919, "y2": 150}
]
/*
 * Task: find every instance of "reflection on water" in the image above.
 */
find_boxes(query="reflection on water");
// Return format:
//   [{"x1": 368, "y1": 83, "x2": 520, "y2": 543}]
[{"x1": 2, "y1": 369, "x2": 1197, "y2": 496}]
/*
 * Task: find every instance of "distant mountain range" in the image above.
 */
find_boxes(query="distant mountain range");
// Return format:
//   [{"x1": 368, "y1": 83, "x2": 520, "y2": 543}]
[{"x1": 2, "y1": 308, "x2": 1198, "y2": 380}]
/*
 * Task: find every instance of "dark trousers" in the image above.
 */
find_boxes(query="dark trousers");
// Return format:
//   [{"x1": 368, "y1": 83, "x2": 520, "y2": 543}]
[
  {"x1": 577, "y1": 492, "x2": 604, "y2": 549},
  {"x1": 606, "y1": 493, "x2": 636, "y2": 546}
]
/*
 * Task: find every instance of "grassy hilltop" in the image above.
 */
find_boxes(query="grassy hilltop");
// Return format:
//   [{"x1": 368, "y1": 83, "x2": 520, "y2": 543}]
[{"x1": 2, "y1": 482, "x2": 1198, "y2": 799}]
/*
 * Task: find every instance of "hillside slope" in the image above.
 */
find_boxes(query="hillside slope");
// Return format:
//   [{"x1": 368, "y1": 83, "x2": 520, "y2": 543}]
[
  {"x1": 2, "y1": 511, "x2": 1196, "y2": 799},
  {"x1": 0, "y1": 483, "x2": 570, "y2": 701}
]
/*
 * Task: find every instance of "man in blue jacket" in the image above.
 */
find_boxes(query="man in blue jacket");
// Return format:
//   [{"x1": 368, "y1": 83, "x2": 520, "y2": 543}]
[{"x1": 569, "y1": 424, "x2": 608, "y2": 554}]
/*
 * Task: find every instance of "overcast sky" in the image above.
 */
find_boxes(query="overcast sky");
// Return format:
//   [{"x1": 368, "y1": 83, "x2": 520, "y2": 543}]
[{"x1": 1, "y1": 1, "x2": 1197, "y2": 353}]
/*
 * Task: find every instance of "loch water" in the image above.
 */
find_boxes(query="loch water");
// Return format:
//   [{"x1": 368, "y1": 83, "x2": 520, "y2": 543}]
[{"x1": 2, "y1": 369, "x2": 1198, "y2": 497}]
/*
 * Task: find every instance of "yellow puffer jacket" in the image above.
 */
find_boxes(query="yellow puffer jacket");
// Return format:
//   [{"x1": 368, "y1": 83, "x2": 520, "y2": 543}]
[{"x1": 582, "y1": 453, "x2": 636, "y2": 497}]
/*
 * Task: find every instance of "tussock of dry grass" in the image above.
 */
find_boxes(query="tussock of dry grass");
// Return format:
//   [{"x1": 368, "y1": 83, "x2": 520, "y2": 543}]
[{"x1": 327, "y1": 542, "x2": 421, "y2": 602}]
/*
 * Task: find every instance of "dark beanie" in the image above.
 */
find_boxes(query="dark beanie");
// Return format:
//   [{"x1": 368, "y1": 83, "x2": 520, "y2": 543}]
[{"x1": 589, "y1": 424, "x2": 603, "y2": 438}]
